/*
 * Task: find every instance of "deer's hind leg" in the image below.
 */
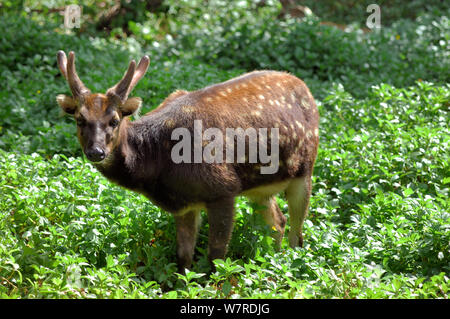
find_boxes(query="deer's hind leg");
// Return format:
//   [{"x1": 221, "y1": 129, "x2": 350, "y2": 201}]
[{"x1": 285, "y1": 175, "x2": 312, "y2": 248}]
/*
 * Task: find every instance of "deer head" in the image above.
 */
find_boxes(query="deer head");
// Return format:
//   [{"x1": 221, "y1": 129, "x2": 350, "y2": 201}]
[{"x1": 56, "y1": 51, "x2": 149, "y2": 162}]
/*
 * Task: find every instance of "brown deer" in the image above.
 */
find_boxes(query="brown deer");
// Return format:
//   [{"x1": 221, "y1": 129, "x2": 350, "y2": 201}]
[{"x1": 56, "y1": 51, "x2": 319, "y2": 273}]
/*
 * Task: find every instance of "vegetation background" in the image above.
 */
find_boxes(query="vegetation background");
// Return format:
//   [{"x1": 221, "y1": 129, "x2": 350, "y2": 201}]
[{"x1": 0, "y1": 0, "x2": 448, "y2": 298}]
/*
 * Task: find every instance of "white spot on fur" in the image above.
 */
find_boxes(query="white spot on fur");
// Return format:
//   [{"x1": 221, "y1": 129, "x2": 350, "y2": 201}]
[
  {"x1": 182, "y1": 105, "x2": 195, "y2": 113},
  {"x1": 297, "y1": 139, "x2": 304, "y2": 148},
  {"x1": 290, "y1": 93, "x2": 296, "y2": 103},
  {"x1": 164, "y1": 118, "x2": 175, "y2": 128},
  {"x1": 301, "y1": 98, "x2": 310, "y2": 109},
  {"x1": 287, "y1": 157, "x2": 295, "y2": 167}
]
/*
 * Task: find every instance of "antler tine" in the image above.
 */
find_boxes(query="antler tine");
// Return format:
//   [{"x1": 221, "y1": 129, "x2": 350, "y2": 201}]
[
  {"x1": 109, "y1": 60, "x2": 137, "y2": 101},
  {"x1": 57, "y1": 51, "x2": 90, "y2": 98},
  {"x1": 57, "y1": 50, "x2": 68, "y2": 80},
  {"x1": 129, "y1": 56, "x2": 150, "y2": 92},
  {"x1": 67, "y1": 51, "x2": 91, "y2": 98},
  {"x1": 108, "y1": 56, "x2": 150, "y2": 103}
]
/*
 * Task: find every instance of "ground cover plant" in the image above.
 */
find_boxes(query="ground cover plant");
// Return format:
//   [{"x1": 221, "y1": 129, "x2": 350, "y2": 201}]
[{"x1": 0, "y1": 0, "x2": 449, "y2": 298}]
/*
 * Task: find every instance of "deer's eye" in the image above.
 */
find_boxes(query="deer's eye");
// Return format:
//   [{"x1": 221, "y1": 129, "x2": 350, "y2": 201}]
[{"x1": 109, "y1": 119, "x2": 119, "y2": 128}]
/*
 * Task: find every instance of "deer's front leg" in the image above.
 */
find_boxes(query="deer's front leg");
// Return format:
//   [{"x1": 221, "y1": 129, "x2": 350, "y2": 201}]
[
  {"x1": 175, "y1": 209, "x2": 201, "y2": 274},
  {"x1": 206, "y1": 197, "x2": 235, "y2": 270}
]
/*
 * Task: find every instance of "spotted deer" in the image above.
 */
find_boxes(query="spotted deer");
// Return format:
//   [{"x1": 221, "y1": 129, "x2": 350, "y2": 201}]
[{"x1": 56, "y1": 51, "x2": 319, "y2": 273}]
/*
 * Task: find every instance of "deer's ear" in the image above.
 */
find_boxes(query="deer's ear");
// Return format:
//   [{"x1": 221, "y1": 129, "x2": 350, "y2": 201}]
[
  {"x1": 120, "y1": 97, "x2": 142, "y2": 117},
  {"x1": 56, "y1": 94, "x2": 77, "y2": 114}
]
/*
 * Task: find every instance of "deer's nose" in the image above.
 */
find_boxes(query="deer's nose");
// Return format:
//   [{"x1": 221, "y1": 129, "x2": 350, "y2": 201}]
[{"x1": 85, "y1": 147, "x2": 105, "y2": 162}]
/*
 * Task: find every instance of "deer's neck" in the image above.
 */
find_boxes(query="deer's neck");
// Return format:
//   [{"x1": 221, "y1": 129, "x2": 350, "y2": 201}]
[{"x1": 95, "y1": 118, "x2": 161, "y2": 193}]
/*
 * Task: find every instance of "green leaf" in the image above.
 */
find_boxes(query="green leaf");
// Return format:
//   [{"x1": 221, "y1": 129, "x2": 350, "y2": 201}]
[
  {"x1": 403, "y1": 188, "x2": 414, "y2": 197},
  {"x1": 222, "y1": 281, "x2": 232, "y2": 296}
]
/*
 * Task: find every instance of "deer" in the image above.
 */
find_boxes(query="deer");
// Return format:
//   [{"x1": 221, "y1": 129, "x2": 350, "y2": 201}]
[{"x1": 55, "y1": 51, "x2": 319, "y2": 273}]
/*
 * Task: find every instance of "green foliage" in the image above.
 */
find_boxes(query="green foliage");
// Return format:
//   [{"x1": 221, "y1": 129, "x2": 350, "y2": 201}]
[
  {"x1": 0, "y1": 1, "x2": 449, "y2": 299},
  {"x1": 161, "y1": 7, "x2": 449, "y2": 98},
  {"x1": 300, "y1": 0, "x2": 450, "y2": 25},
  {"x1": 1, "y1": 82, "x2": 448, "y2": 298}
]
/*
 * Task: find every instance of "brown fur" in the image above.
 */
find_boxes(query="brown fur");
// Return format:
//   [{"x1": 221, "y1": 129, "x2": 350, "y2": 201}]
[{"x1": 57, "y1": 61, "x2": 319, "y2": 273}]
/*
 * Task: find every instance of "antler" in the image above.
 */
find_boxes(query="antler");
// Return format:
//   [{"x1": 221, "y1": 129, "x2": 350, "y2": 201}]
[
  {"x1": 57, "y1": 51, "x2": 91, "y2": 98},
  {"x1": 107, "y1": 56, "x2": 150, "y2": 103}
]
